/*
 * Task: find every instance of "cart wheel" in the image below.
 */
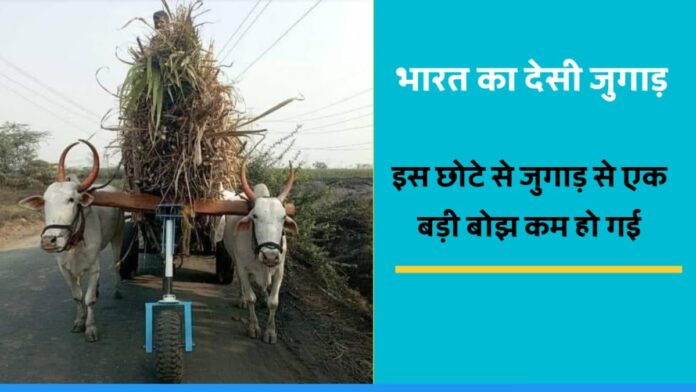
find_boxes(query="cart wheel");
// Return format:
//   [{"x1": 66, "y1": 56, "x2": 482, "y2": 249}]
[
  {"x1": 119, "y1": 222, "x2": 139, "y2": 280},
  {"x1": 155, "y1": 310, "x2": 183, "y2": 383},
  {"x1": 215, "y1": 241, "x2": 233, "y2": 284}
]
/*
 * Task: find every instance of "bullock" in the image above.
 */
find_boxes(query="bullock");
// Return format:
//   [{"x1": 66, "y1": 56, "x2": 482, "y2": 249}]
[
  {"x1": 223, "y1": 163, "x2": 298, "y2": 344},
  {"x1": 18, "y1": 140, "x2": 124, "y2": 342}
]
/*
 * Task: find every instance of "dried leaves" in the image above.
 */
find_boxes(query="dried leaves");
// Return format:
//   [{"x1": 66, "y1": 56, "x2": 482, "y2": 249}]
[{"x1": 118, "y1": 1, "x2": 243, "y2": 203}]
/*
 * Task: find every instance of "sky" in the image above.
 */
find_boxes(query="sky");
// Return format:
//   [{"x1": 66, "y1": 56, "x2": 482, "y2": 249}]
[{"x1": 0, "y1": 0, "x2": 373, "y2": 168}]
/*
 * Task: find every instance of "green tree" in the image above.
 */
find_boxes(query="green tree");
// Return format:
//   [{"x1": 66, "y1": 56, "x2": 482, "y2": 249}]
[
  {"x1": 312, "y1": 161, "x2": 328, "y2": 170},
  {"x1": 0, "y1": 122, "x2": 48, "y2": 174},
  {"x1": 21, "y1": 159, "x2": 55, "y2": 185}
]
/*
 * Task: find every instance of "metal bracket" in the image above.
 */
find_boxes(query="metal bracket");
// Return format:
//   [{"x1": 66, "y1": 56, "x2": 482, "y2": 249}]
[{"x1": 144, "y1": 301, "x2": 194, "y2": 353}]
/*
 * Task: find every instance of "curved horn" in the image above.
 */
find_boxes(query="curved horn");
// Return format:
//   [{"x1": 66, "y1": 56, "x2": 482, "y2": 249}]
[
  {"x1": 240, "y1": 161, "x2": 255, "y2": 202},
  {"x1": 77, "y1": 139, "x2": 100, "y2": 192},
  {"x1": 277, "y1": 162, "x2": 295, "y2": 203},
  {"x1": 57, "y1": 141, "x2": 80, "y2": 182}
]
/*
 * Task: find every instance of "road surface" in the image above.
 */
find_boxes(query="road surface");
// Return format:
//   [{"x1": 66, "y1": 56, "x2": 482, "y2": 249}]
[{"x1": 0, "y1": 244, "x2": 322, "y2": 383}]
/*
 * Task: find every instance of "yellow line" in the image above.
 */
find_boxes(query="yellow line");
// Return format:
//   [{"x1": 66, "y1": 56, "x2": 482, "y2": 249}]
[{"x1": 394, "y1": 265, "x2": 683, "y2": 274}]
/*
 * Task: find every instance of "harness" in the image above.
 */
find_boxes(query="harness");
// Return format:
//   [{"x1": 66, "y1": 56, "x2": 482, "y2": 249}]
[
  {"x1": 250, "y1": 198, "x2": 285, "y2": 255},
  {"x1": 40, "y1": 205, "x2": 85, "y2": 253},
  {"x1": 252, "y1": 220, "x2": 285, "y2": 255}
]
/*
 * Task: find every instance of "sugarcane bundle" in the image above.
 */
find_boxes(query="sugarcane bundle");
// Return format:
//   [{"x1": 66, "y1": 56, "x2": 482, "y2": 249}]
[
  {"x1": 118, "y1": 1, "x2": 244, "y2": 203},
  {"x1": 115, "y1": 1, "x2": 299, "y2": 253}
]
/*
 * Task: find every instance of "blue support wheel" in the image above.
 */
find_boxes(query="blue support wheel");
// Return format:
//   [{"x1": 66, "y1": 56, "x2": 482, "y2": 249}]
[
  {"x1": 155, "y1": 309, "x2": 183, "y2": 383},
  {"x1": 146, "y1": 301, "x2": 193, "y2": 383},
  {"x1": 142, "y1": 204, "x2": 194, "y2": 383}
]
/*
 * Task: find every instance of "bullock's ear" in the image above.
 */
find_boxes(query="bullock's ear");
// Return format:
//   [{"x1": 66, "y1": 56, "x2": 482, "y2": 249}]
[
  {"x1": 235, "y1": 215, "x2": 252, "y2": 234},
  {"x1": 18, "y1": 195, "x2": 44, "y2": 211},
  {"x1": 283, "y1": 216, "x2": 299, "y2": 235},
  {"x1": 79, "y1": 192, "x2": 95, "y2": 207}
]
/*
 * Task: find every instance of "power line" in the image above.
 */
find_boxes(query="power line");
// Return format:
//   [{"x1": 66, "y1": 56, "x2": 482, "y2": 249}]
[
  {"x1": 219, "y1": 0, "x2": 273, "y2": 64},
  {"x1": 236, "y1": 0, "x2": 323, "y2": 79},
  {"x1": 0, "y1": 69, "x2": 99, "y2": 124},
  {"x1": 276, "y1": 123, "x2": 372, "y2": 135},
  {"x1": 300, "y1": 147, "x2": 371, "y2": 152},
  {"x1": 267, "y1": 112, "x2": 373, "y2": 133},
  {"x1": 302, "y1": 113, "x2": 372, "y2": 130},
  {"x1": 303, "y1": 124, "x2": 372, "y2": 135},
  {"x1": 217, "y1": 0, "x2": 263, "y2": 59},
  {"x1": 278, "y1": 87, "x2": 372, "y2": 119},
  {"x1": 263, "y1": 103, "x2": 372, "y2": 122},
  {"x1": 295, "y1": 141, "x2": 372, "y2": 150},
  {"x1": 0, "y1": 78, "x2": 93, "y2": 137},
  {"x1": 318, "y1": 66, "x2": 371, "y2": 93},
  {"x1": 0, "y1": 55, "x2": 102, "y2": 119},
  {"x1": 309, "y1": 147, "x2": 372, "y2": 151},
  {"x1": 301, "y1": 112, "x2": 373, "y2": 131}
]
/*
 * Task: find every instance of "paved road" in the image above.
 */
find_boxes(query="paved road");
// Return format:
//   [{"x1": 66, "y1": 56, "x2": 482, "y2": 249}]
[{"x1": 0, "y1": 245, "x2": 317, "y2": 383}]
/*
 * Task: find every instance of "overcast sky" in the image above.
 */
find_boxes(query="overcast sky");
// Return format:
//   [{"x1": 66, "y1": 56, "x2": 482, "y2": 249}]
[{"x1": 0, "y1": 0, "x2": 373, "y2": 168}]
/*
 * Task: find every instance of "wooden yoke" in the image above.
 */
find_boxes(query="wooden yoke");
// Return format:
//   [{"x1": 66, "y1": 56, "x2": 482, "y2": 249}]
[{"x1": 91, "y1": 191, "x2": 295, "y2": 216}]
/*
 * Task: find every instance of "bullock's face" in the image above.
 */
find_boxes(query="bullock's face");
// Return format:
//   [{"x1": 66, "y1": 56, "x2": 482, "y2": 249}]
[
  {"x1": 236, "y1": 197, "x2": 298, "y2": 267},
  {"x1": 18, "y1": 181, "x2": 94, "y2": 252}
]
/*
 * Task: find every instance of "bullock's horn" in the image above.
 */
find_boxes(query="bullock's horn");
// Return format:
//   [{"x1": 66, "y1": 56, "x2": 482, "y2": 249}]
[
  {"x1": 240, "y1": 161, "x2": 255, "y2": 202},
  {"x1": 77, "y1": 139, "x2": 100, "y2": 192},
  {"x1": 56, "y1": 141, "x2": 80, "y2": 182},
  {"x1": 57, "y1": 140, "x2": 100, "y2": 191},
  {"x1": 277, "y1": 162, "x2": 295, "y2": 203}
]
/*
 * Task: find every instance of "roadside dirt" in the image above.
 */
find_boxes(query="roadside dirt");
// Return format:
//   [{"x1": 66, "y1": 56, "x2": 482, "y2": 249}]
[
  {"x1": 0, "y1": 216, "x2": 42, "y2": 252},
  {"x1": 281, "y1": 176, "x2": 374, "y2": 382},
  {"x1": 280, "y1": 262, "x2": 373, "y2": 382}
]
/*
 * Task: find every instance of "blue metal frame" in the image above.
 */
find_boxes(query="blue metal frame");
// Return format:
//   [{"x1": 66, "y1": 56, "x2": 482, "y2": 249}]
[
  {"x1": 144, "y1": 301, "x2": 194, "y2": 353},
  {"x1": 155, "y1": 204, "x2": 183, "y2": 255},
  {"x1": 143, "y1": 203, "x2": 194, "y2": 354}
]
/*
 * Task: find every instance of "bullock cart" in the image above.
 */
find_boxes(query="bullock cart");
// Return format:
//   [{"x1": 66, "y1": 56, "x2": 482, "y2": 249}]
[
  {"x1": 87, "y1": 2, "x2": 298, "y2": 381},
  {"x1": 90, "y1": 190, "x2": 294, "y2": 382}
]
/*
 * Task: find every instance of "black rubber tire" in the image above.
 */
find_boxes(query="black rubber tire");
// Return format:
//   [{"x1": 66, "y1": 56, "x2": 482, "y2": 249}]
[
  {"x1": 155, "y1": 310, "x2": 183, "y2": 383},
  {"x1": 215, "y1": 241, "x2": 234, "y2": 285},
  {"x1": 119, "y1": 222, "x2": 139, "y2": 280}
]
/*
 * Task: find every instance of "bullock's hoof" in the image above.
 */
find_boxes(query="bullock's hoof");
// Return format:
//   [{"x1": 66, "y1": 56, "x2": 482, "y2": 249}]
[
  {"x1": 237, "y1": 300, "x2": 248, "y2": 309},
  {"x1": 72, "y1": 322, "x2": 86, "y2": 333},
  {"x1": 263, "y1": 329, "x2": 277, "y2": 344},
  {"x1": 248, "y1": 324, "x2": 261, "y2": 339},
  {"x1": 85, "y1": 326, "x2": 99, "y2": 342}
]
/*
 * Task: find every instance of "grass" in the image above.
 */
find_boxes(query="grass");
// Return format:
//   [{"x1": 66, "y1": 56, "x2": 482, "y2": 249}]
[{"x1": 303, "y1": 168, "x2": 373, "y2": 180}]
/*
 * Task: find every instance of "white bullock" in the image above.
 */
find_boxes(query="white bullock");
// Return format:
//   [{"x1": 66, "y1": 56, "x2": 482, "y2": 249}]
[
  {"x1": 19, "y1": 140, "x2": 124, "y2": 342},
  {"x1": 223, "y1": 163, "x2": 298, "y2": 344}
]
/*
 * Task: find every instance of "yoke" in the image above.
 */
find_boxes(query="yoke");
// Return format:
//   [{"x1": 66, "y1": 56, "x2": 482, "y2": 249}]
[{"x1": 90, "y1": 190, "x2": 295, "y2": 216}]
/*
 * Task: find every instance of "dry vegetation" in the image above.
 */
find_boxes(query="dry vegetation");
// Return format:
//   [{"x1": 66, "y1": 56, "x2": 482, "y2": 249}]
[
  {"x1": 0, "y1": 187, "x2": 43, "y2": 251},
  {"x1": 251, "y1": 165, "x2": 373, "y2": 382},
  {"x1": 0, "y1": 187, "x2": 40, "y2": 223},
  {"x1": 116, "y1": 1, "x2": 245, "y2": 202}
]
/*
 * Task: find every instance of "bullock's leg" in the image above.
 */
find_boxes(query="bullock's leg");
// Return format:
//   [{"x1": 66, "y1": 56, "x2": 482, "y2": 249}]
[
  {"x1": 259, "y1": 273, "x2": 272, "y2": 309},
  {"x1": 109, "y1": 233, "x2": 124, "y2": 299},
  {"x1": 263, "y1": 269, "x2": 284, "y2": 344},
  {"x1": 232, "y1": 266, "x2": 247, "y2": 309},
  {"x1": 59, "y1": 267, "x2": 86, "y2": 333},
  {"x1": 83, "y1": 264, "x2": 101, "y2": 342},
  {"x1": 238, "y1": 271, "x2": 260, "y2": 338}
]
